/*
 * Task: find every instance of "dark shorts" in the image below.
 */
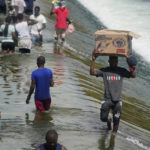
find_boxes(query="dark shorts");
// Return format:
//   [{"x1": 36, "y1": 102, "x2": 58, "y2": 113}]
[
  {"x1": 100, "y1": 100, "x2": 122, "y2": 125},
  {"x1": 24, "y1": 9, "x2": 33, "y2": 15},
  {"x1": 2, "y1": 42, "x2": 15, "y2": 51},
  {"x1": 0, "y1": 4, "x2": 6, "y2": 14},
  {"x1": 19, "y1": 48, "x2": 30, "y2": 53},
  {"x1": 35, "y1": 98, "x2": 51, "y2": 112}
]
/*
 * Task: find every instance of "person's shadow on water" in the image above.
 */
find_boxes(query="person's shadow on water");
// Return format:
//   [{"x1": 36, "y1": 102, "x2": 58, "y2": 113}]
[{"x1": 98, "y1": 131, "x2": 116, "y2": 150}]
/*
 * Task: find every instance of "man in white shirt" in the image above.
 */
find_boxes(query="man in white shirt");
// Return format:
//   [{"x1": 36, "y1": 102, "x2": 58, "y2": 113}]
[
  {"x1": 29, "y1": 6, "x2": 46, "y2": 46},
  {"x1": 11, "y1": 0, "x2": 26, "y2": 15},
  {"x1": 15, "y1": 14, "x2": 32, "y2": 53}
]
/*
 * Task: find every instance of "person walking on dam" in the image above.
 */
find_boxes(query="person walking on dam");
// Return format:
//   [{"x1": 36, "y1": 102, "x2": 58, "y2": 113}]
[
  {"x1": 90, "y1": 50, "x2": 136, "y2": 132},
  {"x1": 26, "y1": 56, "x2": 54, "y2": 113}
]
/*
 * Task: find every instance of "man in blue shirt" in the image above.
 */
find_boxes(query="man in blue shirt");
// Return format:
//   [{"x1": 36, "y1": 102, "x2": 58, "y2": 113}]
[{"x1": 26, "y1": 56, "x2": 54, "y2": 112}]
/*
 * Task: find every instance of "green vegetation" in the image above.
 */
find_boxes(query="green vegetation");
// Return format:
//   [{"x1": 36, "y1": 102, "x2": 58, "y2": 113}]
[{"x1": 65, "y1": 48, "x2": 104, "y2": 69}]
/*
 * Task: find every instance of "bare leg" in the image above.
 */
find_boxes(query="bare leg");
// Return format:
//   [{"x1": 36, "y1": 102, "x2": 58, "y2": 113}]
[
  {"x1": 2, "y1": 50, "x2": 8, "y2": 54},
  {"x1": 113, "y1": 125, "x2": 119, "y2": 133},
  {"x1": 10, "y1": 50, "x2": 15, "y2": 54}
]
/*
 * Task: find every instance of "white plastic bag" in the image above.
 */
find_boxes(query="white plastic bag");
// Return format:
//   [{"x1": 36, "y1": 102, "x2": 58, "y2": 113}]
[{"x1": 66, "y1": 23, "x2": 75, "y2": 34}]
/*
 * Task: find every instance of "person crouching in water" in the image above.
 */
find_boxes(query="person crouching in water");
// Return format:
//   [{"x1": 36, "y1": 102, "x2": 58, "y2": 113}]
[
  {"x1": 0, "y1": 16, "x2": 16, "y2": 54},
  {"x1": 15, "y1": 14, "x2": 32, "y2": 53},
  {"x1": 90, "y1": 50, "x2": 136, "y2": 132},
  {"x1": 36, "y1": 130, "x2": 67, "y2": 150}
]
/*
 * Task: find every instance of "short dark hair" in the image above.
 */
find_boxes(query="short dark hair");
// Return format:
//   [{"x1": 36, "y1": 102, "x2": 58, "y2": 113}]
[
  {"x1": 17, "y1": 14, "x2": 24, "y2": 21},
  {"x1": 37, "y1": 56, "x2": 45, "y2": 66},
  {"x1": 45, "y1": 130, "x2": 58, "y2": 141},
  {"x1": 109, "y1": 56, "x2": 118, "y2": 60},
  {"x1": 35, "y1": 6, "x2": 40, "y2": 11},
  {"x1": 5, "y1": 16, "x2": 11, "y2": 24}
]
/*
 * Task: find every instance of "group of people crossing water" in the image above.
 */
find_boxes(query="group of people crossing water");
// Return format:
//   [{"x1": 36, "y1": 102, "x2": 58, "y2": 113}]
[
  {"x1": 0, "y1": 0, "x2": 71, "y2": 54},
  {"x1": 0, "y1": 0, "x2": 138, "y2": 150}
]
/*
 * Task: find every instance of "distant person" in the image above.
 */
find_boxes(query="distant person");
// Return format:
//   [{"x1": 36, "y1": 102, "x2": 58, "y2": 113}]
[
  {"x1": 0, "y1": 0, "x2": 6, "y2": 14},
  {"x1": 8, "y1": 5, "x2": 15, "y2": 17},
  {"x1": 26, "y1": 56, "x2": 54, "y2": 113},
  {"x1": 24, "y1": 0, "x2": 36, "y2": 15},
  {"x1": 36, "y1": 130, "x2": 67, "y2": 150},
  {"x1": 90, "y1": 50, "x2": 136, "y2": 132},
  {"x1": 15, "y1": 14, "x2": 32, "y2": 53},
  {"x1": 50, "y1": 1, "x2": 71, "y2": 46},
  {"x1": 11, "y1": 0, "x2": 26, "y2": 16},
  {"x1": 8, "y1": 5, "x2": 17, "y2": 24},
  {"x1": 51, "y1": 0, "x2": 64, "y2": 10},
  {"x1": 99, "y1": 130, "x2": 116, "y2": 150},
  {"x1": 0, "y1": 16, "x2": 16, "y2": 54},
  {"x1": 29, "y1": 6, "x2": 46, "y2": 46}
]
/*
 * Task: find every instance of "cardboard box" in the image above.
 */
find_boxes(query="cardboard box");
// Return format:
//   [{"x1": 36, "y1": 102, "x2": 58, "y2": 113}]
[{"x1": 95, "y1": 29, "x2": 140, "y2": 57}]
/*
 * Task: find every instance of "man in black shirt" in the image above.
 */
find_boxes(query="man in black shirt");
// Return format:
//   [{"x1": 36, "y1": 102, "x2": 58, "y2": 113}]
[{"x1": 90, "y1": 50, "x2": 136, "y2": 132}]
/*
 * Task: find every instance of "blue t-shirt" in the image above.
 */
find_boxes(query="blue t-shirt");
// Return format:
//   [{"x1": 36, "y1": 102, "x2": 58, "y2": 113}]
[{"x1": 31, "y1": 68, "x2": 53, "y2": 100}]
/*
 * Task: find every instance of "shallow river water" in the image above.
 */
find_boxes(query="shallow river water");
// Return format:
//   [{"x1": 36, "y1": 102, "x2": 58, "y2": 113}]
[
  {"x1": 0, "y1": 0, "x2": 150, "y2": 150},
  {"x1": 0, "y1": 52, "x2": 149, "y2": 150}
]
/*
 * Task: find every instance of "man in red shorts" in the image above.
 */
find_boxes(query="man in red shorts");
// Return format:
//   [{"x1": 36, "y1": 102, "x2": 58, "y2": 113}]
[{"x1": 26, "y1": 56, "x2": 54, "y2": 112}]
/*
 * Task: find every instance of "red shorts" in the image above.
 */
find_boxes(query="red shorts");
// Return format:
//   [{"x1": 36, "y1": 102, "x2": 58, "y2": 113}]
[{"x1": 35, "y1": 98, "x2": 51, "y2": 112}]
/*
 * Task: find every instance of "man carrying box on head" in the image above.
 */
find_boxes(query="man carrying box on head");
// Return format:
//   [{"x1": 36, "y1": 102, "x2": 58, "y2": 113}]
[{"x1": 90, "y1": 50, "x2": 137, "y2": 132}]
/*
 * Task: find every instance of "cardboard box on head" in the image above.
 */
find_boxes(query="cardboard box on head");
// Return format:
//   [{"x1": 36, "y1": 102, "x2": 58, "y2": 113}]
[{"x1": 95, "y1": 29, "x2": 140, "y2": 57}]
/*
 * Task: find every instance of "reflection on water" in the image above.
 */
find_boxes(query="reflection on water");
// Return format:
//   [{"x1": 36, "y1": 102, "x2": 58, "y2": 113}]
[
  {"x1": 53, "y1": 55, "x2": 65, "y2": 86},
  {"x1": 99, "y1": 131, "x2": 116, "y2": 150},
  {"x1": 0, "y1": 52, "x2": 150, "y2": 149},
  {"x1": 25, "y1": 112, "x2": 53, "y2": 124},
  {"x1": 25, "y1": 112, "x2": 54, "y2": 149}
]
